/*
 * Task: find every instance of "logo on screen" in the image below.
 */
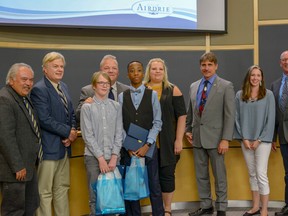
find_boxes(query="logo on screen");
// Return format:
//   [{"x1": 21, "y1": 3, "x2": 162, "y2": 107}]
[{"x1": 132, "y1": 1, "x2": 173, "y2": 18}]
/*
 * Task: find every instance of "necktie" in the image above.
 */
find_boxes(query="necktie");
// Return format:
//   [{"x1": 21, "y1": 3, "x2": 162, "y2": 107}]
[
  {"x1": 199, "y1": 80, "x2": 209, "y2": 117},
  {"x1": 23, "y1": 97, "x2": 43, "y2": 161},
  {"x1": 280, "y1": 77, "x2": 288, "y2": 113},
  {"x1": 108, "y1": 87, "x2": 115, "y2": 100},
  {"x1": 57, "y1": 84, "x2": 69, "y2": 116}
]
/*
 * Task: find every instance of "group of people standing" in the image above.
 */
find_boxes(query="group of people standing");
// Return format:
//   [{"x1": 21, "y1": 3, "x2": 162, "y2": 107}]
[
  {"x1": 78, "y1": 55, "x2": 187, "y2": 216},
  {"x1": 0, "y1": 52, "x2": 78, "y2": 216},
  {"x1": 0, "y1": 50, "x2": 288, "y2": 216},
  {"x1": 185, "y1": 51, "x2": 288, "y2": 216}
]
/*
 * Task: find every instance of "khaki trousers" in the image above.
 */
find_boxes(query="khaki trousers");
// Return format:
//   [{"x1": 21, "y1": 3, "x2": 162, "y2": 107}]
[{"x1": 36, "y1": 153, "x2": 70, "y2": 216}]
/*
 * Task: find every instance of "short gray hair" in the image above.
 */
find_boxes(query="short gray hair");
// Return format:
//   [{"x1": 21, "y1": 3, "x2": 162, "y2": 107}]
[
  {"x1": 99, "y1": 54, "x2": 118, "y2": 68},
  {"x1": 6, "y1": 63, "x2": 34, "y2": 84}
]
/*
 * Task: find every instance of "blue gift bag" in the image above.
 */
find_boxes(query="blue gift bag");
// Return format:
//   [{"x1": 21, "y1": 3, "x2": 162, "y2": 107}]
[
  {"x1": 92, "y1": 167, "x2": 125, "y2": 215},
  {"x1": 124, "y1": 156, "x2": 150, "y2": 200}
]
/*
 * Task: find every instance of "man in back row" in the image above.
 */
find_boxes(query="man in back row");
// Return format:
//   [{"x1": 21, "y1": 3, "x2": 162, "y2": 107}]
[{"x1": 76, "y1": 54, "x2": 129, "y2": 126}]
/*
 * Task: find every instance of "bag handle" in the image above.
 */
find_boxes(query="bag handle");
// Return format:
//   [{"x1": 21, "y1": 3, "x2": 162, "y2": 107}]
[
  {"x1": 100, "y1": 167, "x2": 122, "y2": 184},
  {"x1": 131, "y1": 156, "x2": 145, "y2": 166}
]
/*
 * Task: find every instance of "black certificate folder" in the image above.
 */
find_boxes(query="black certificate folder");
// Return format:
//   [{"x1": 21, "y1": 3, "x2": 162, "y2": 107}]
[{"x1": 123, "y1": 123, "x2": 155, "y2": 158}]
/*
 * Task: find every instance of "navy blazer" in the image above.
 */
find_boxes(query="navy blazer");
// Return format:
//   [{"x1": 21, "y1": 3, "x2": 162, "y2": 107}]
[{"x1": 30, "y1": 76, "x2": 76, "y2": 160}]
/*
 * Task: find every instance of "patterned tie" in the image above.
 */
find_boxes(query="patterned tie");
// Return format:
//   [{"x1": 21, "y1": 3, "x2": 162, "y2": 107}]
[
  {"x1": 23, "y1": 97, "x2": 43, "y2": 161},
  {"x1": 57, "y1": 84, "x2": 69, "y2": 116},
  {"x1": 199, "y1": 80, "x2": 209, "y2": 117},
  {"x1": 280, "y1": 77, "x2": 288, "y2": 113},
  {"x1": 108, "y1": 87, "x2": 115, "y2": 100}
]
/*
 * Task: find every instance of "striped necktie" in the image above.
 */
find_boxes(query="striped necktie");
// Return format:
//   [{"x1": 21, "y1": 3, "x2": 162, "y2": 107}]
[
  {"x1": 280, "y1": 77, "x2": 288, "y2": 113},
  {"x1": 23, "y1": 97, "x2": 43, "y2": 161},
  {"x1": 57, "y1": 84, "x2": 69, "y2": 116}
]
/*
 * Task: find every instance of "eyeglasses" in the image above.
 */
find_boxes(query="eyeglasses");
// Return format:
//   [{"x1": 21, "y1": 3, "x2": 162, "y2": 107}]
[{"x1": 96, "y1": 81, "x2": 110, "y2": 86}]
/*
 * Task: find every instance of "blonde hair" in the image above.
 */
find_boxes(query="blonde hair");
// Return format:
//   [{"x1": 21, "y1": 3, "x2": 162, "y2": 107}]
[
  {"x1": 143, "y1": 58, "x2": 172, "y2": 89},
  {"x1": 91, "y1": 71, "x2": 111, "y2": 87},
  {"x1": 42, "y1": 52, "x2": 66, "y2": 68}
]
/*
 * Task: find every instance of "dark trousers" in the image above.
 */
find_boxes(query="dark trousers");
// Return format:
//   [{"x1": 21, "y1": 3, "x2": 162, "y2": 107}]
[
  {"x1": 280, "y1": 144, "x2": 288, "y2": 204},
  {"x1": 0, "y1": 169, "x2": 39, "y2": 216},
  {"x1": 120, "y1": 148, "x2": 164, "y2": 216}
]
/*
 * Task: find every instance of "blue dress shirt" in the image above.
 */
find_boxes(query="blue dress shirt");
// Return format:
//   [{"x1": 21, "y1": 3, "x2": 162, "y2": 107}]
[
  {"x1": 196, "y1": 74, "x2": 217, "y2": 108},
  {"x1": 118, "y1": 84, "x2": 162, "y2": 145},
  {"x1": 279, "y1": 73, "x2": 288, "y2": 103}
]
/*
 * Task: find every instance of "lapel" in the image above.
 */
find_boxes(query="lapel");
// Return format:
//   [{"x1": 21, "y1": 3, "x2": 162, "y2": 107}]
[
  {"x1": 192, "y1": 80, "x2": 201, "y2": 116},
  {"x1": 44, "y1": 76, "x2": 64, "y2": 105},
  {"x1": 274, "y1": 78, "x2": 281, "y2": 101},
  {"x1": 59, "y1": 82, "x2": 69, "y2": 102},
  {"x1": 116, "y1": 82, "x2": 120, "y2": 94},
  {"x1": 6, "y1": 86, "x2": 38, "y2": 136}
]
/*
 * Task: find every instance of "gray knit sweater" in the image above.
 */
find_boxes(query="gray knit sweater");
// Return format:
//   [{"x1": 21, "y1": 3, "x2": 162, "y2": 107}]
[{"x1": 234, "y1": 89, "x2": 275, "y2": 143}]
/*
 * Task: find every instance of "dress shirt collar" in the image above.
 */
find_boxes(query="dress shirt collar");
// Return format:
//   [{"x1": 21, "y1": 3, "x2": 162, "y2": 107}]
[
  {"x1": 45, "y1": 76, "x2": 60, "y2": 91},
  {"x1": 282, "y1": 73, "x2": 288, "y2": 83},
  {"x1": 129, "y1": 84, "x2": 145, "y2": 93},
  {"x1": 93, "y1": 95, "x2": 109, "y2": 105},
  {"x1": 111, "y1": 82, "x2": 117, "y2": 91},
  {"x1": 200, "y1": 74, "x2": 217, "y2": 86}
]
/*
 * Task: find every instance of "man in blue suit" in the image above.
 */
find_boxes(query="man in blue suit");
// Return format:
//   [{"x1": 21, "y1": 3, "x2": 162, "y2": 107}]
[{"x1": 31, "y1": 52, "x2": 77, "y2": 216}]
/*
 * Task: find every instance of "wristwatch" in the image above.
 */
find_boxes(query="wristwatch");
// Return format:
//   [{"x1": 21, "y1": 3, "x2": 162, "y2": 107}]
[{"x1": 146, "y1": 142, "x2": 152, "y2": 147}]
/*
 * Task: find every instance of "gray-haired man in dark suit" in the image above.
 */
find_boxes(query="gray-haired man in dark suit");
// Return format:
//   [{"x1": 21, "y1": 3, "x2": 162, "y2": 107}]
[
  {"x1": 76, "y1": 54, "x2": 129, "y2": 126},
  {"x1": 0, "y1": 63, "x2": 40, "y2": 215},
  {"x1": 271, "y1": 50, "x2": 288, "y2": 216}
]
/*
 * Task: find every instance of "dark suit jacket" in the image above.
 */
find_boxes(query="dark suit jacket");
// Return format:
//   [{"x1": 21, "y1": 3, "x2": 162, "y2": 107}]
[
  {"x1": 186, "y1": 76, "x2": 235, "y2": 148},
  {"x1": 271, "y1": 78, "x2": 288, "y2": 144},
  {"x1": 30, "y1": 76, "x2": 76, "y2": 160},
  {"x1": 75, "y1": 81, "x2": 129, "y2": 125},
  {"x1": 0, "y1": 85, "x2": 39, "y2": 182}
]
